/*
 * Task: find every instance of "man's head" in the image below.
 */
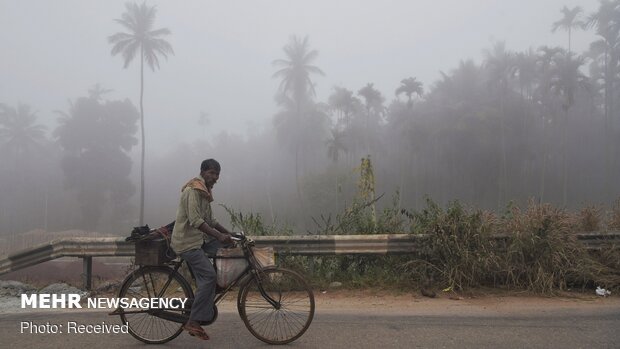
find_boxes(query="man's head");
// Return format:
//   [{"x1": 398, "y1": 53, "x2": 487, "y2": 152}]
[{"x1": 200, "y1": 159, "x2": 221, "y2": 188}]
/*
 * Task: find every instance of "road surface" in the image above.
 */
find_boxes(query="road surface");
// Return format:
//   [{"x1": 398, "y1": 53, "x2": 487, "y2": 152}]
[{"x1": 0, "y1": 293, "x2": 618, "y2": 348}]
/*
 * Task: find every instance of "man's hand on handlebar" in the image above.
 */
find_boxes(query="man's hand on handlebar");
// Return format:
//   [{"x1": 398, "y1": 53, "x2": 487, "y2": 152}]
[{"x1": 217, "y1": 232, "x2": 234, "y2": 245}]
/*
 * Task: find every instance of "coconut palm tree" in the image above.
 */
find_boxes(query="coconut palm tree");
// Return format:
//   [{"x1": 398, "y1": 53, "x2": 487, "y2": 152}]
[
  {"x1": 0, "y1": 104, "x2": 49, "y2": 235},
  {"x1": 395, "y1": 77, "x2": 424, "y2": 108},
  {"x1": 552, "y1": 6, "x2": 584, "y2": 56},
  {"x1": 0, "y1": 103, "x2": 47, "y2": 158},
  {"x1": 272, "y1": 35, "x2": 324, "y2": 206},
  {"x1": 272, "y1": 36, "x2": 324, "y2": 105},
  {"x1": 108, "y1": 2, "x2": 173, "y2": 225}
]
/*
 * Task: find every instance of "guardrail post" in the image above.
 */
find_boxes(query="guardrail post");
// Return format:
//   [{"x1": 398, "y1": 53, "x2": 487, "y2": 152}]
[{"x1": 82, "y1": 256, "x2": 92, "y2": 290}]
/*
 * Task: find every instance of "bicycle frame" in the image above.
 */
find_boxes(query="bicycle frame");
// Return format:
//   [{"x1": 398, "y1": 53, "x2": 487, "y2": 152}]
[{"x1": 114, "y1": 236, "x2": 278, "y2": 321}]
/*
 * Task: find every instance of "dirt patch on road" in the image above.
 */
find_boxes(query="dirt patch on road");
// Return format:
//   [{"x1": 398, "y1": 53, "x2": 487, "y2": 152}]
[{"x1": 310, "y1": 289, "x2": 620, "y2": 316}]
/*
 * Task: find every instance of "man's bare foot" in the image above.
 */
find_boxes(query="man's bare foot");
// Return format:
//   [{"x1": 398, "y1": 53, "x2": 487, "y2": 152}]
[{"x1": 183, "y1": 321, "x2": 210, "y2": 340}]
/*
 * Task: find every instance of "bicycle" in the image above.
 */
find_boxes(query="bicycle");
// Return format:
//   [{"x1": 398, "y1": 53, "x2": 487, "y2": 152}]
[{"x1": 110, "y1": 232, "x2": 315, "y2": 345}]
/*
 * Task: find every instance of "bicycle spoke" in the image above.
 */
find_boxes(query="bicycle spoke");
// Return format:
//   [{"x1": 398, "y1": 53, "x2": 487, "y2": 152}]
[
  {"x1": 240, "y1": 268, "x2": 314, "y2": 344},
  {"x1": 118, "y1": 267, "x2": 191, "y2": 344}
]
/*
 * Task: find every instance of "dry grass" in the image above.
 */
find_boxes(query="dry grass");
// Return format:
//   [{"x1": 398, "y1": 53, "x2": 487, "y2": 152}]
[
  {"x1": 608, "y1": 199, "x2": 620, "y2": 230},
  {"x1": 401, "y1": 199, "x2": 620, "y2": 294},
  {"x1": 239, "y1": 197, "x2": 620, "y2": 294},
  {"x1": 577, "y1": 205, "x2": 603, "y2": 231}
]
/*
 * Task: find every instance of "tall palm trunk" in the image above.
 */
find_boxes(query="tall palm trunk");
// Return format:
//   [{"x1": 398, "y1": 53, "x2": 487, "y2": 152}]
[
  {"x1": 139, "y1": 46, "x2": 145, "y2": 225},
  {"x1": 603, "y1": 46, "x2": 612, "y2": 203},
  {"x1": 562, "y1": 108, "x2": 569, "y2": 206},
  {"x1": 539, "y1": 116, "x2": 548, "y2": 203},
  {"x1": 294, "y1": 99, "x2": 306, "y2": 227},
  {"x1": 497, "y1": 93, "x2": 507, "y2": 210}
]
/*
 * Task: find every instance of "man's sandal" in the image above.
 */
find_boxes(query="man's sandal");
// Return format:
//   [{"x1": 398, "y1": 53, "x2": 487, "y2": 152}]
[{"x1": 183, "y1": 323, "x2": 210, "y2": 340}]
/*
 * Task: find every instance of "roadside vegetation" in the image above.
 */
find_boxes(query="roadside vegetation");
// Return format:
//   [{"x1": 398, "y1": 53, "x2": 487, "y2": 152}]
[{"x1": 229, "y1": 196, "x2": 620, "y2": 295}]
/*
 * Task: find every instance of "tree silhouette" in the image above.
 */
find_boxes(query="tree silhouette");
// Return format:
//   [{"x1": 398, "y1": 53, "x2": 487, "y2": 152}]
[
  {"x1": 484, "y1": 42, "x2": 515, "y2": 208},
  {"x1": 549, "y1": 53, "x2": 590, "y2": 205},
  {"x1": 272, "y1": 35, "x2": 324, "y2": 206},
  {"x1": 358, "y1": 83, "x2": 384, "y2": 154},
  {"x1": 552, "y1": 6, "x2": 584, "y2": 55},
  {"x1": 0, "y1": 103, "x2": 47, "y2": 159},
  {"x1": 108, "y1": 2, "x2": 173, "y2": 225},
  {"x1": 54, "y1": 94, "x2": 139, "y2": 228},
  {"x1": 326, "y1": 128, "x2": 347, "y2": 163},
  {"x1": 273, "y1": 36, "x2": 324, "y2": 104},
  {"x1": 0, "y1": 103, "x2": 49, "y2": 234},
  {"x1": 585, "y1": 1, "x2": 620, "y2": 201},
  {"x1": 328, "y1": 86, "x2": 359, "y2": 128},
  {"x1": 395, "y1": 77, "x2": 424, "y2": 108}
]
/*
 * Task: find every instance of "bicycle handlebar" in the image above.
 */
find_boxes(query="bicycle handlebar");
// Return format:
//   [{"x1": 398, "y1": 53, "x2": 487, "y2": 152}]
[{"x1": 230, "y1": 231, "x2": 246, "y2": 241}]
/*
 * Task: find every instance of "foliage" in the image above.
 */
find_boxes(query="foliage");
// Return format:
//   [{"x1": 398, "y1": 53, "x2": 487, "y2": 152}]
[
  {"x1": 300, "y1": 197, "x2": 620, "y2": 294},
  {"x1": 578, "y1": 205, "x2": 603, "y2": 231},
  {"x1": 0, "y1": 103, "x2": 47, "y2": 157},
  {"x1": 109, "y1": 1, "x2": 173, "y2": 225},
  {"x1": 501, "y1": 202, "x2": 618, "y2": 293},
  {"x1": 0, "y1": 103, "x2": 51, "y2": 234},
  {"x1": 221, "y1": 204, "x2": 293, "y2": 236},
  {"x1": 54, "y1": 92, "x2": 139, "y2": 228},
  {"x1": 404, "y1": 198, "x2": 500, "y2": 290},
  {"x1": 609, "y1": 198, "x2": 620, "y2": 230},
  {"x1": 108, "y1": 2, "x2": 173, "y2": 71}
]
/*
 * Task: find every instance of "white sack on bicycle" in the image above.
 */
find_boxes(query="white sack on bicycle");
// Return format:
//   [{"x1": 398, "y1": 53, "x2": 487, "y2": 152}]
[{"x1": 216, "y1": 247, "x2": 246, "y2": 288}]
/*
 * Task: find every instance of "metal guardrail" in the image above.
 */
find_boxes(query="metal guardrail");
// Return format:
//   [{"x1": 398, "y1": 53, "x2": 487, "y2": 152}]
[{"x1": 1, "y1": 232, "x2": 618, "y2": 289}]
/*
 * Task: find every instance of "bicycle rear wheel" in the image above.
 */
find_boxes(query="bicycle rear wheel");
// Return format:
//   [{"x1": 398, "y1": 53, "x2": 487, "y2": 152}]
[
  {"x1": 117, "y1": 266, "x2": 193, "y2": 344},
  {"x1": 238, "y1": 267, "x2": 315, "y2": 344}
]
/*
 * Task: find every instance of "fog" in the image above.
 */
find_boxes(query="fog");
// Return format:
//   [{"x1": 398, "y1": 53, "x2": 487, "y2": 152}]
[{"x1": 1, "y1": 0, "x2": 619, "y2": 238}]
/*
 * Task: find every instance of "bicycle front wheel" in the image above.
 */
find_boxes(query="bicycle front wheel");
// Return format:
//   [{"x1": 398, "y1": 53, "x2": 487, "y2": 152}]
[
  {"x1": 118, "y1": 266, "x2": 193, "y2": 344},
  {"x1": 238, "y1": 267, "x2": 315, "y2": 344}
]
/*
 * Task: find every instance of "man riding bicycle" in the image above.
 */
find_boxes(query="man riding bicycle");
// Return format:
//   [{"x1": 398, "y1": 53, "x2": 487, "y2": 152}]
[{"x1": 170, "y1": 158, "x2": 234, "y2": 341}]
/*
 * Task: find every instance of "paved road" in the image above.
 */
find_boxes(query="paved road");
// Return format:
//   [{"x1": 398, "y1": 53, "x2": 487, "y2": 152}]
[{"x1": 0, "y1": 306, "x2": 618, "y2": 348}]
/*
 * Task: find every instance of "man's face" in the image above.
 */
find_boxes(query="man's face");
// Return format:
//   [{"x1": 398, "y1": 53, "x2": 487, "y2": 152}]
[{"x1": 202, "y1": 169, "x2": 220, "y2": 188}]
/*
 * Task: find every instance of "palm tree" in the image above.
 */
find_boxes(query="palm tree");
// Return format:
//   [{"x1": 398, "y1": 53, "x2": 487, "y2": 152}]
[
  {"x1": 357, "y1": 83, "x2": 384, "y2": 154},
  {"x1": 484, "y1": 42, "x2": 514, "y2": 208},
  {"x1": 272, "y1": 36, "x2": 324, "y2": 105},
  {"x1": 88, "y1": 83, "x2": 113, "y2": 101},
  {"x1": 585, "y1": 1, "x2": 620, "y2": 201},
  {"x1": 513, "y1": 49, "x2": 537, "y2": 102},
  {"x1": 109, "y1": 2, "x2": 173, "y2": 225},
  {"x1": 272, "y1": 35, "x2": 324, "y2": 207},
  {"x1": 395, "y1": 77, "x2": 424, "y2": 108},
  {"x1": 549, "y1": 53, "x2": 590, "y2": 205},
  {"x1": 0, "y1": 103, "x2": 48, "y2": 234},
  {"x1": 326, "y1": 128, "x2": 347, "y2": 163},
  {"x1": 552, "y1": 6, "x2": 584, "y2": 55},
  {"x1": 328, "y1": 86, "x2": 359, "y2": 128},
  {"x1": 0, "y1": 103, "x2": 47, "y2": 159}
]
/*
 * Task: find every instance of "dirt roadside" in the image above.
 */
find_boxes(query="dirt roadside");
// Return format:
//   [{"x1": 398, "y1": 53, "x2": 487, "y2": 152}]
[
  {"x1": 210, "y1": 288, "x2": 620, "y2": 317},
  {"x1": 2, "y1": 279, "x2": 618, "y2": 317}
]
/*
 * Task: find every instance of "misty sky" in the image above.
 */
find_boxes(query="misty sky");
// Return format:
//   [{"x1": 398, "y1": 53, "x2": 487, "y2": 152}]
[{"x1": 1, "y1": 0, "x2": 600, "y2": 155}]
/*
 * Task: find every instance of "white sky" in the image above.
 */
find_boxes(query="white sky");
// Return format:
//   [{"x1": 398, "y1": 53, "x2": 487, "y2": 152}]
[{"x1": 1, "y1": 0, "x2": 600, "y2": 153}]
